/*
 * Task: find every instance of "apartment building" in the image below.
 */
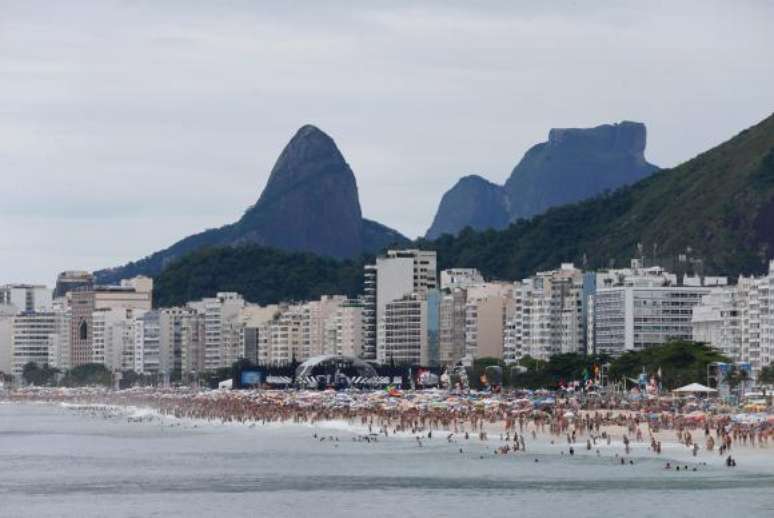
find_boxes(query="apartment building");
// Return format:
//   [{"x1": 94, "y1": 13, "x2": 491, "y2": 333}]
[
  {"x1": 504, "y1": 264, "x2": 588, "y2": 362},
  {"x1": 590, "y1": 261, "x2": 721, "y2": 356},
  {"x1": 692, "y1": 261, "x2": 774, "y2": 376},
  {"x1": 377, "y1": 290, "x2": 440, "y2": 366},
  {"x1": 11, "y1": 311, "x2": 64, "y2": 375},
  {"x1": 363, "y1": 249, "x2": 437, "y2": 363}
]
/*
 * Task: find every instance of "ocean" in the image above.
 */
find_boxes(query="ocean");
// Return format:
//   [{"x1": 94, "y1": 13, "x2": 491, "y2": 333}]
[{"x1": 1, "y1": 402, "x2": 773, "y2": 518}]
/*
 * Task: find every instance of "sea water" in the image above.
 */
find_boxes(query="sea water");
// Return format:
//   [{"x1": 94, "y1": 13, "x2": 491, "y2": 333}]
[{"x1": 1, "y1": 402, "x2": 773, "y2": 518}]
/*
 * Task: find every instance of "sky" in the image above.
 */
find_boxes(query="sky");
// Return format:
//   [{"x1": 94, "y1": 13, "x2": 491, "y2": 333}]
[{"x1": 1, "y1": 0, "x2": 773, "y2": 285}]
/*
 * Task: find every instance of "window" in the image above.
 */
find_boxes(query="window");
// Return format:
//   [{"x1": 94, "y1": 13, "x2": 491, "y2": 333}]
[{"x1": 79, "y1": 320, "x2": 88, "y2": 341}]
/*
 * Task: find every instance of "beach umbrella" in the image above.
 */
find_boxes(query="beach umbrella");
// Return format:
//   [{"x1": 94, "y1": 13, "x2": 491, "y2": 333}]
[{"x1": 672, "y1": 383, "x2": 718, "y2": 395}]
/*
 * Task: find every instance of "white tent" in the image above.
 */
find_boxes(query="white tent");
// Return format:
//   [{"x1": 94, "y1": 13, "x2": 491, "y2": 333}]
[{"x1": 672, "y1": 382, "x2": 717, "y2": 394}]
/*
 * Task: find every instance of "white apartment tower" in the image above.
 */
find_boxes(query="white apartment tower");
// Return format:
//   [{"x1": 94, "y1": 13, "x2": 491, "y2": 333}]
[
  {"x1": 363, "y1": 249, "x2": 437, "y2": 363},
  {"x1": 504, "y1": 264, "x2": 587, "y2": 362},
  {"x1": 590, "y1": 261, "x2": 721, "y2": 356},
  {"x1": 188, "y1": 292, "x2": 245, "y2": 371}
]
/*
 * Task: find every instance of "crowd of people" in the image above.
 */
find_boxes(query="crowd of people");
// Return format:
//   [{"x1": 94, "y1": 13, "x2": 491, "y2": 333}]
[{"x1": 5, "y1": 386, "x2": 772, "y2": 465}]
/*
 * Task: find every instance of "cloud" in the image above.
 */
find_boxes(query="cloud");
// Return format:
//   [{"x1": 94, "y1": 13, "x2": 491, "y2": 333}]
[{"x1": 1, "y1": 0, "x2": 773, "y2": 284}]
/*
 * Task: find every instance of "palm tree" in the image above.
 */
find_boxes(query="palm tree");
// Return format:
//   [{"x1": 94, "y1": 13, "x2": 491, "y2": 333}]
[{"x1": 724, "y1": 365, "x2": 750, "y2": 402}]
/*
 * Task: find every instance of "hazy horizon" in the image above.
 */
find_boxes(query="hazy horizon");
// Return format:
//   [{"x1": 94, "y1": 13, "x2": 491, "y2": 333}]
[{"x1": 2, "y1": 0, "x2": 773, "y2": 285}]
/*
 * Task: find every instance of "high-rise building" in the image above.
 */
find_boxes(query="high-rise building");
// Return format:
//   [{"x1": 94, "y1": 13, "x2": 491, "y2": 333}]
[
  {"x1": 439, "y1": 288, "x2": 467, "y2": 366},
  {"x1": 188, "y1": 292, "x2": 244, "y2": 371},
  {"x1": 0, "y1": 285, "x2": 52, "y2": 313},
  {"x1": 590, "y1": 262, "x2": 720, "y2": 356},
  {"x1": 269, "y1": 304, "x2": 304, "y2": 365},
  {"x1": 11, "y1": 311, "x2": 65, "y2": 375},
  {"x1": 135, "y1": 310, "x2": 161, "y2": 374},
  {"x1": 377, "y1": 290, "x2": 440, "y2": 366},
  {"x1": 301, "y1": 295, "x2": 347, "y2": 359},
  {"x1": 0, "y1": 305, "x2": 16, "y2": 375},
  {"x1": 53, "y1": 271, "x2": 94, "y2": 299},
  {"x1": 69, "y1": 277, "x2": 153, "y2": 368},
  {"x1": 440, "y1": 269, "x2": 484, "y2": 291},
  {"x1": 159, "y1": 307, "x2": 203, "y2": 377},
  {"x1": 46, "y1": 301, "x2": 71, "y2": 371},
  {"x1": 363, "y1": 249, "x2": 437, "y2": 363},
  {"x1": 505, "y1": 264, "x2": 590, "y2": 362},
  {"x1": 239, "y1": 305, "x2": 279, "y2": 365},
  {"x1": 324, "y1": 300, "x2": 364, "y2": 358},
  {"x1": 362, "y1": 264, "x2": 378, "y2": 360},
  {"x1": 692, "y1": 287, "x2": 742, "y2": 359},
  {"x1": 463, "y1": 283, "x2": 513, "y2": 362},
  {"x1": 691, "y1": 261, "x2": 774, "y2": 377}
]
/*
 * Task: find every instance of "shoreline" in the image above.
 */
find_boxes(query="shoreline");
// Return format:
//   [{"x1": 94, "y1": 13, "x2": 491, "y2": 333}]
[{"x1": 4, "y1": 392, "x2": 771, "y2": 472}]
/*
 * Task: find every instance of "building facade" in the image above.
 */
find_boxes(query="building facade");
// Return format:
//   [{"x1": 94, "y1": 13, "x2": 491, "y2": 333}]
[{"x1": 363, "y1": 249, "x2": 437, "y2": 363}]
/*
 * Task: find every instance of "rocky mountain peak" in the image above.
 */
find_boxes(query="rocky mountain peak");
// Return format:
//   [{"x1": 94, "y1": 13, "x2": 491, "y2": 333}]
[
  {"x1": 259, "y1": 124, "x2": 358, "y2": 206},
  {"x1": 426, "y1": 120, "x2": 658, "y2": 239},
  {"x1": 547, "y1": 121, "x2": 647, "y2": 156}
]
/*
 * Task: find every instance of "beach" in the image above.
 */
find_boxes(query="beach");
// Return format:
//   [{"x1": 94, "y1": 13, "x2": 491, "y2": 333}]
[{"x1": 1, "y1": 398, "x2": 774, "y2": 518}]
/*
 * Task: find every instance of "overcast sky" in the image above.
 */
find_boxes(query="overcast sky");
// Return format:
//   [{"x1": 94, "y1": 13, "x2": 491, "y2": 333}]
[{"x1": 1, "y1": 0, "x2": 773, "y2": 285}]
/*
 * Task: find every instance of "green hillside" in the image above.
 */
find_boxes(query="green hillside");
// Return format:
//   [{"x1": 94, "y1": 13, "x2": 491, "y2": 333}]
[{"x1": 154, "y1": 246, "x2": 365, "y2": 307}]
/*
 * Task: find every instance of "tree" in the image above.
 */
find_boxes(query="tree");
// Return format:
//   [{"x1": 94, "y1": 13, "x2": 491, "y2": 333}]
[
  {"x1": 61, "y1": 363, "x2": 112, "y2": 387},
  {"x1": 608, "y1": 340, "x2": 728, "y2": 390},
  {"x1": 724, "y1": 364, "x2": 750, "y2": 400},
  {"x1": 21, "y1": 362, "x2": 59, "y2": 386},
  {"x1": 758, "y1": 363, "x2": 774, "y2": 385},
  {"x1": 508, "y1": 354, "x2": 610, "y2": 390}
]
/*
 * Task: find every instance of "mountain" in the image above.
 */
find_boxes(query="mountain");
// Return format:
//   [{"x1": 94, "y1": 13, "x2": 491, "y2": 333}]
[
  {"x1": 425, "y1": 121, "x2": 658, "y2": 239},
  {"x1": 503, "y1": 121, "x2": 658, "y2": 219},
  {"x1": 95, "y1": 125, "x2": 408, "y2": 284},
  {"x1": 422, "y1": 112, "x2": 774, "y2": 280},
  {"x1": 154, "y1": 112, "x2": 774, "y2": 308},
  {"x1": 425, "y1": 175, "x2": 510, "y2": 239}
]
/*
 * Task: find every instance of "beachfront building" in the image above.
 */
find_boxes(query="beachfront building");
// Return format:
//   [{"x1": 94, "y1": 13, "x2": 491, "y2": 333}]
[
  {"x1": 11, "y1": 311, "x2": 65, "y2": 375},
  {"x1": 301, "y1": 295, "x2": 347, "y2": 359},
  {"x1": 324, "y1": 300, "x2": 364, "y2": 358},
  {"x1": 240, "y1": 305, "x2": 279, "y2": 365},
  {"x1": 0, "y1": 306, "x2": 15, "y2": 375},
  {"x1": 692, "y1": 286, "x2": 743, "y2": 360},
  {"x1": 69, "y1": 277, "x2": 153, "y2": 368},
  {"x1": 590, "y1": 261, "x2": 723, "y2": 356},
  {"x1": 90, "y1": 307, "x2": 146, "y2": 374},
  {"x1": 134, "y1": 310, "x2": 162, "y2": 375},
  {"x1": 53, "y1": 271, "x2": 94, "y2": 300},
  {"x1": 46, "y1": 302, "x2": 71, "y2": 371},
  {"x1": 377, "y1": 290, "x2": 440, "y2": 366},
  {"x1": 439, "y1": 288, "x2": 467, "y2": 366},
  {"x1": 159, "y1": 307, "x2": 203, "y2": 378},
  {"x1": 463, "y1": 283, "x2": 513, "y2": 364},
  {"x1": 691, "y1": 261, "x2": 774, "y2": 377},
  {"x1": 269, "y1": 304, "x2": 305, "y2": 365},
  {"x1": 188, "y1": 292, "x2": 244, "y2": 371},
  {"x1": 0, "y1": 284, "x2": 52, "y2": 313},
  {"x1": 504, "y1": 263, "x2": 589, "y2": 363},
  {"x1": 363, "y1": 249, "x2": 437, "y2": 362}
]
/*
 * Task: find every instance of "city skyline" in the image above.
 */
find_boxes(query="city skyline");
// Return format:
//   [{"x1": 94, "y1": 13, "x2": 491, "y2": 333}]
[{"x1": 2, "y1": 1, "x2": 774, "y2": 284}]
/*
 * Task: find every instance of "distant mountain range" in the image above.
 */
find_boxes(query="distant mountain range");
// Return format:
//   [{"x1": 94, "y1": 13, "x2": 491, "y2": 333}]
[
  {"x1": 95, "y1": 125, "x2": 408, "y2": 284},
  {"x1": 423, "y1": 112, "x2": 774, "y2": 280},
  {"x1": 425, "y1": 121, "x2": 658, "y2": 239},
  {"x1": 152, "y1": 112, "x2": 774, "y2": 306}
]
